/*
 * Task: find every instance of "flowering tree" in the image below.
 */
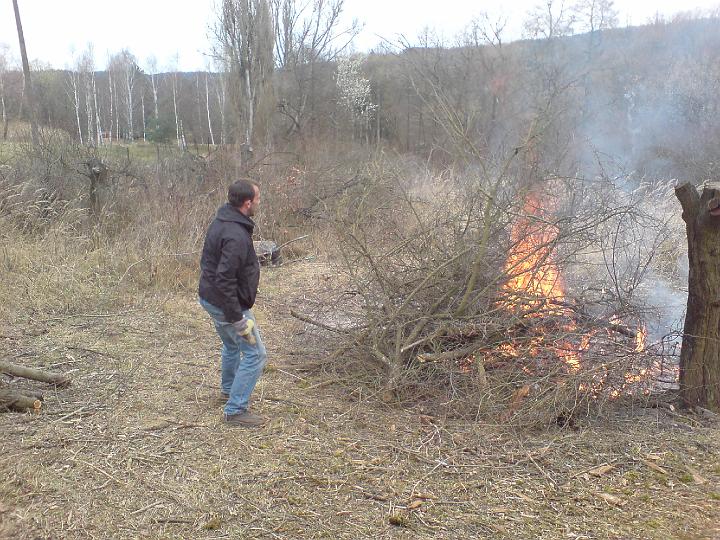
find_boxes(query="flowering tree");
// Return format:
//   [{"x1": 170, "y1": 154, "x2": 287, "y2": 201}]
[{"x1": 335, "y1": 55, "x2": 376, "y2": 143}]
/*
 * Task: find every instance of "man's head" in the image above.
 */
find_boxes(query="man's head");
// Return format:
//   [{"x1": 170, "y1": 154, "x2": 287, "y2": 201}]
[{"x1": 228, "y1": 179, "x2": 260, "y2": 217}]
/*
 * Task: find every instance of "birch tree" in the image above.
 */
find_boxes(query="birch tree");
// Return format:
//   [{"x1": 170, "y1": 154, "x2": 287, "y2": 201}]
[
  {"x1": 214, "y1": 0, "x2": 274, "y2": 146},
  {"x1": 0, "y1": 45, "x2": 8, "y2": 140},
  {"x1": 146, "y1": 55, "x2": 161, "y2": 133},
  {"x1": 206, "y1": 71, "x2": 216, "y2": 145},
  {"x1": 66, "y1": 62, "x2": 84, "y2": 144}
]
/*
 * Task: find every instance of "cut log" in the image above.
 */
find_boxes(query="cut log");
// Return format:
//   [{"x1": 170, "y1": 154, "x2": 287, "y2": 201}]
[
  {"x1": 0, "y1": 360, "x2": 70, "y2": 387},
  {"x1": 0, "y1": 389, "x2": 42, "y2": 412},
  {"x1": 675, "y1": 181, "x2": 720, "y2": 411}
]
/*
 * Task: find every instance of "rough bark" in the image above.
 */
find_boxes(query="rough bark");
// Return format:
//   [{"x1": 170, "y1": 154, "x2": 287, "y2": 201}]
[{"x1": 675, "y1": 181, "x2": 720, "y2": 411}]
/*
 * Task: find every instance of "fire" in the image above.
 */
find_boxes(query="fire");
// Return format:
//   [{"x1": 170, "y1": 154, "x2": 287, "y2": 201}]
[
  {"x1": 503, "y1": 195, "x2": 565, "y2": 312},
  {"x1": 497, "y1": 191, "x2": 654, "y2": 389},
  {"x1": 500, "y1": 192, "x2": 582, "y2": 371},
  {"x1": 635, "y1": 325, "x2": 647, "y2": 353}
]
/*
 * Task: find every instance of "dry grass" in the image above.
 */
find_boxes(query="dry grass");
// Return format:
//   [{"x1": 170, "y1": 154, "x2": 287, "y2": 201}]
[{"x1": 1, "y1": 260, "x2": 719, "y2": 539}]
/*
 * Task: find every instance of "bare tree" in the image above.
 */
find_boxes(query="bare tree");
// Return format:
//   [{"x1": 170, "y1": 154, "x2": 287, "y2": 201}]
[
  {"x1": 271, "y1": 0, "x2": 360, "y2": 136},
  {"x1": 146, "y1": 55, "x2": 161, "y2": 133},
  {"x1": 205, "y1": 71, "x2": 216, "y2": 145},
  {"x1": 571, "y1": 0, "x2": 618, "y2": 33},
  {"x1": 66, "y1": 61, "x2": 84, "y2": 144},
  {"x1": 12, "y1": 0, "x2": 38, "y2": 145},
  {"x1": 0, "y1": 45, "x2": 8, "y2": 140},
  {"x1": 523, "y1": 0, "x2": 576, "y2": 39},
  {"x1": 214, "y1": 0, "x2": 274, "y2": 147}
]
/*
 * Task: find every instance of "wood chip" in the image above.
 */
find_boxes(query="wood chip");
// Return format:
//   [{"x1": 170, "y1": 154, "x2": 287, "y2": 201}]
[
  {"x1": 641, "y1": 459, "x2": 668, "y2": 475},
  {"x1": 596, "y1": 493, "x2": 624, "y2": 507},
  {"x1": 588, "y1": 464, "x2": 616, "y2": 477},
  {"x1": 685, "y1": 466, "x2": 708, "y2": 484},
  {"x1": 141, "y1": 419, "x2": 172, "y2": 431}
]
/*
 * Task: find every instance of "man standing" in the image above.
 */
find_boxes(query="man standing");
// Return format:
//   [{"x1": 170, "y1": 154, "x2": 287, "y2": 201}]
[{"x1": 199, "y1": 179, "x2": 267, "y2": 427}]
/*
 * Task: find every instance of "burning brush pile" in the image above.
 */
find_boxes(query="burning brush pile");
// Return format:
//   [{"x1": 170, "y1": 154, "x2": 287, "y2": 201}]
[
  {"x1": 487, "y1": 194, "x2": 676, "y2": 406},
  {"x1": 321, "y1": 171, "x2": 681, "y2": 423}
]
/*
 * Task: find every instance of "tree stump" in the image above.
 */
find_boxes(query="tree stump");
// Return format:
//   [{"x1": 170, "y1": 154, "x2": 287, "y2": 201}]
[{"x1": 675, "y1": 182, "x2": 720, "y2": 411}]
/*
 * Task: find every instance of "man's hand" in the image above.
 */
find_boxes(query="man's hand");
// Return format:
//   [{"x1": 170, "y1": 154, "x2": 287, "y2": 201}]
[
  {"x1": 232, "y1": 319, "x2": 249, "y2": 335},
  {"x1": 232, "y1": 318, "x2": 257, "y2": 345}
]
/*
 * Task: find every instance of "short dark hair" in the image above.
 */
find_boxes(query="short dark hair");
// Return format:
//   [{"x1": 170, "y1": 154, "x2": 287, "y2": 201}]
[{"x1": 228, "y1": 179, "x2": 257, "y2": 207}]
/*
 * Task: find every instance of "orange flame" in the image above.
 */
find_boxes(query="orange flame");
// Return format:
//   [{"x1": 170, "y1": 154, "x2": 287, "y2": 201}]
[
  {"x1": 635, "y1": 325, "x2": 647, "y2": 353},
  {"x1": 503, "y1": 194, "x2": 564, "y2": 311}
]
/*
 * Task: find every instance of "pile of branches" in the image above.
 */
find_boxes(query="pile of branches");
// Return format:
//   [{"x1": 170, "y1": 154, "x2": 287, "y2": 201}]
[{"x1": 304, "y1": 158, "x2": 680, "y2": 423}]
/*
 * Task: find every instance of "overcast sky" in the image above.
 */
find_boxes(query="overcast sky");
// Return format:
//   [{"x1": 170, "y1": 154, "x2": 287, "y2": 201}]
[{"x1": 1, "y1": 0, "x2": 719, "y2": 71}]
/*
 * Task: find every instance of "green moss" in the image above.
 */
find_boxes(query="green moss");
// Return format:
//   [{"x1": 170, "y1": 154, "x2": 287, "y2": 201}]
[{"x1": 678, "y1": 473, "x2": 695, "y2": 484}]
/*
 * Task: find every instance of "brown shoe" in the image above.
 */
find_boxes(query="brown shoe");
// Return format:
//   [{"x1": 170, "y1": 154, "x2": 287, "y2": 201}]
[{"x1": 224, "y1": 411, "x2": 266, "y2": 427}]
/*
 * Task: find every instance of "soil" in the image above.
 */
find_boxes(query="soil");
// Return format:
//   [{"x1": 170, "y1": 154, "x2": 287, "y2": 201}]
[{"x1": 1, "y1": 261, "x2": 719, "y2": 539}]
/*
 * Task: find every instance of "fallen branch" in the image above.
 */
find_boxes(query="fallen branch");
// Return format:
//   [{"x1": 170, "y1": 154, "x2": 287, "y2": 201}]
[
  {"x1": 0, "y1": 360, "x2": 71, "y2": 387},
  {"x1": 290, "y1": 309, "x2": 353, "y2": 334},
  {"x1": 277, "y1": 234, "x2": 309, "y2": 250}
]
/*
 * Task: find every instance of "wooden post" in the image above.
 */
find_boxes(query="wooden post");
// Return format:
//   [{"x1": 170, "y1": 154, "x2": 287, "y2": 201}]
[{"x1": 675, "y1": 182, "x2": 720, "y2": 411}]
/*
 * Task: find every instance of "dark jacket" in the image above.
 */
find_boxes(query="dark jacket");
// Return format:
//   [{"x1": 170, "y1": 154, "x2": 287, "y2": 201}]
[{"x1": 198, "y1": 204, "x2": 260, "y2": 322}]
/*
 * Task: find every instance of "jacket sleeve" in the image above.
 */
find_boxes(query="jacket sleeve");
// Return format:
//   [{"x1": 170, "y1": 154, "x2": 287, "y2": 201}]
[{"x1": 215, "y1": 234, "x2": 247, "y2": 322}]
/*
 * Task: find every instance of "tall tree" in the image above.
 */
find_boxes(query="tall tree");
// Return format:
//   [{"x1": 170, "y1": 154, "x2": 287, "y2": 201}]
[
  {"x1": 0, "y1": 45, "x2": 11, "y2": 140},
  {"x1": 12, "y1": 0, "x2": 38, "y2": 145},
  {"x1": 271, "y1": 0, "x2": 360, "y2": 136},
  {"x1": 146, "y1": 55, "x2": 161, "y2": 133},
  {"x1": 214, "y1": 0, "x2": 274, "y2": 147},
  {"x1": 66, "y1": 61, "x2": 84, "y2": 144}
]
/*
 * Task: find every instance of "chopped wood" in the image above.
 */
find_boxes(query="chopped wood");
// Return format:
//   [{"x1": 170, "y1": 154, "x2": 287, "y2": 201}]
[
  {"x1": 588, "y1": 464, "x2": 616, "y2": 477},
  {"x1": 0, "y1": 360, "x2": 70, "y2": 387},
  {"x1": 0, "y1": 389, "x2": 42, "y2": 412}
]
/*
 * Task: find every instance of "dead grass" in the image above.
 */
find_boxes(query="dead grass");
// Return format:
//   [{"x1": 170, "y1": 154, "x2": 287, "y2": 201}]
[{"x1": 1, "y1": 261, "x2": 719, "y2": 539}]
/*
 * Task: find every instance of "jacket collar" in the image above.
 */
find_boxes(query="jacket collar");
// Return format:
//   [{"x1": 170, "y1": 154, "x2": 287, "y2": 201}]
[{"x1": 216, "y1": 203, "x2": 255, "y2": 232}]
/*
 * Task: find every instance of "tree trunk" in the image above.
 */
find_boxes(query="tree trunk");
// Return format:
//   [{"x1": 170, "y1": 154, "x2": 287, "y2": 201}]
[
  {"x1": 12, "y1": 0, "x2": 39, "y2": 146},
  {"x1": 675, "y1": 181, "x2": 720, "y2": 411}
]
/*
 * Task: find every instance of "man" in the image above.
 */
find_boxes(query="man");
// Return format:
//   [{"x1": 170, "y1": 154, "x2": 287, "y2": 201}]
[{"x1": 198, "y1": 179, "x2": 267, "y2": 427}]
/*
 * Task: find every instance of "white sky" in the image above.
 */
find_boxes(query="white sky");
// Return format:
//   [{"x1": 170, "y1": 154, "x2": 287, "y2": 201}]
[{"x1": 0, "y1": 0, "x2": 718, "y2": 71}]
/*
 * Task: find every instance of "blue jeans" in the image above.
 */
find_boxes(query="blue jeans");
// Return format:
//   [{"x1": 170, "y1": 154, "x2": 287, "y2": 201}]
[{"x1": 199, "y1": 297, "x2": 267, "y2": 415}]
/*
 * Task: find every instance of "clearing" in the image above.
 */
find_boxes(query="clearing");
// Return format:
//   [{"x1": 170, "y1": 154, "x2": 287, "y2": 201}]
[{"x1": 1, "y1": 261, "x2": 719, "y2": 539}]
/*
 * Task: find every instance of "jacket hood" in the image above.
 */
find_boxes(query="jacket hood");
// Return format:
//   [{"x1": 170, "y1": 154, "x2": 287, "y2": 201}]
[{"x1": 216, "y1": 203, "x2": 255, "y2": 232}]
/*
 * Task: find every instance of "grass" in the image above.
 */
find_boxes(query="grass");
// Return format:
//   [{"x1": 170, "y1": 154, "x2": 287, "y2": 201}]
[{"x1": 1, "y1": 257, "x2": 719, "y2": 539}]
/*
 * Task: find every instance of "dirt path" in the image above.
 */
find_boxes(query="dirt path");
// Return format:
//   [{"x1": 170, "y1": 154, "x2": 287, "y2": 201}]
[{"x1": 1, "y1": 262, "x2": 719, "y2": 539}]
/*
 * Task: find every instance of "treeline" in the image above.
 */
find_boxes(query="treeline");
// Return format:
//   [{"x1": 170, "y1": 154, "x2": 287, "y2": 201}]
[{"x1": 1, "y1": 7, "x2": 720, "y2": 180}]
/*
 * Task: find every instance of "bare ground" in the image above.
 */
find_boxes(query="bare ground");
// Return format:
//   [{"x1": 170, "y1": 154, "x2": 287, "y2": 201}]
[{"x1": 1, "y1": 261, "x2": 719, "y2": 539}]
